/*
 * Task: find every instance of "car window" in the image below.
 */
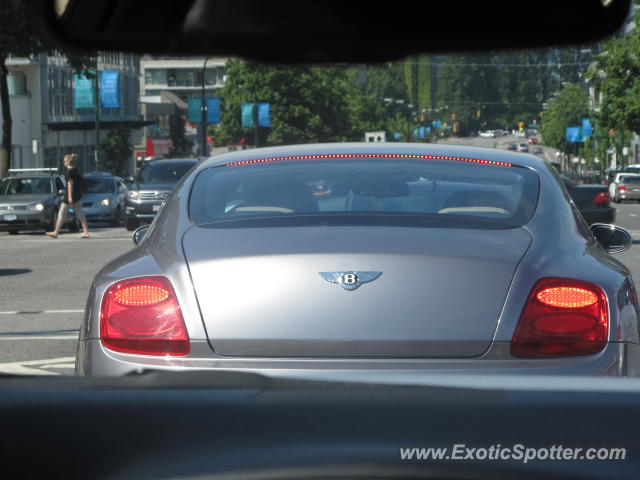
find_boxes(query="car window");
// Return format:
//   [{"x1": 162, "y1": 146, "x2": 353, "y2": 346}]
[
  {"x1": 0, "y1": 177, "x2": 51, "y2": 195},
  {"x1": 190, "y1": 157, "x2": 539, "y2": 229},
  {"x1": 138, "y1": 162, "x2": 196, "y2": 184},
  {"x1": 84, "y1": 178, "x2": 116, "y2": 193}
]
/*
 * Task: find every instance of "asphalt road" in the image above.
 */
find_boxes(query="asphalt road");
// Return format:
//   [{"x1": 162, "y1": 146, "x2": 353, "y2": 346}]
[
  {"x1": 0, "y1": 226, "x2": 134, "y2": 375},
  {"x1": 2, "y1": 138, "x2": 640, "y2": 376}
]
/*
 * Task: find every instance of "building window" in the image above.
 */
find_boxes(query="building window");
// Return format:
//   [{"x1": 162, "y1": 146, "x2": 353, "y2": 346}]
[{"x1": 145, "y1": 68, "x2": 167, "y2": 85}]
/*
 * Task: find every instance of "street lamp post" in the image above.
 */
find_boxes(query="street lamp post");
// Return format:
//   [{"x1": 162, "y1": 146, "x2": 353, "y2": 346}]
[
  {"x1": 200, "y1": 56, "x2": 211, "y2": 158},
  {"x1": 94, "y1": 56, "x2": 101, "y2": 170}
]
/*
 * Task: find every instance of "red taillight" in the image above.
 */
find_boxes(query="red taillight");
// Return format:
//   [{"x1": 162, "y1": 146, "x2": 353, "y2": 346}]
[
  {"x1": 593, "y1": 192, "x2": 610, "y2": 205},
  {"x1": 100, "y1": 276, "x2": 190, "y2": 356},
  {"x1": 619, "y1": 186, "x2": 627, "y2": 192},
  {"x1": 511, "y1": 278, "x2": 608, "y2": 358}
]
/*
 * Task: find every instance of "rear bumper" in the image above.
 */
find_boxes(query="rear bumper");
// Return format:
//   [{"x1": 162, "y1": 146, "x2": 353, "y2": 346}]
[
  {"x1": 581, "y1": 207, "x2": 615, "y2": 225},
  {"x1": 77, "y1": 339, "x2": 638, "y2": 377},
  {"x1": 619, "y1": 191, "x2": 640, "y2": 201}
]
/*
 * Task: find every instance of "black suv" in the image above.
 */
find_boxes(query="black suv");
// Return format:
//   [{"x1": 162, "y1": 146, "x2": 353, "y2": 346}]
[{"x1": 124, "y1": 158, "x2": 199, "y2": 231}]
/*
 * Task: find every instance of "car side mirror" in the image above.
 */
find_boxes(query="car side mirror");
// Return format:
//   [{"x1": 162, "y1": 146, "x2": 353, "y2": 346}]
[
  {"x1": 57, "y1": 189, "x2": 65, "y2": 195},
  {"x1": 132, "y1": 225, "x2": 150, "y2": 246},
  {"x1": 590, "y1": 224, "x2": 633, "y2": 254},
  {"x1": 125, "y1": 177, "x2": 134, "y2": 185}
]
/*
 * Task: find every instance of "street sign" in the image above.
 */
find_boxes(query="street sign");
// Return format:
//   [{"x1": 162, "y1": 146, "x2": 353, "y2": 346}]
[{"x1": 365, "y1": 131, "x2": 386, "y2": 142}]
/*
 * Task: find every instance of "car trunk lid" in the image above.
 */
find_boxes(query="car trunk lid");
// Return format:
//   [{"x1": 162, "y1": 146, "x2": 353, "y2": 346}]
[{"x1": 182, "y1": 226, "x2": 532, "y2": 358}]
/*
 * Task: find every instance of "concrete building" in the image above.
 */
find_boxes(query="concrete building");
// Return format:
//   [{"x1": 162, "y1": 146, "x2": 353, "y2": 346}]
[
  {"x1": 137, "y1": 56, "x2": 227, "y2": 158},
  {"x1": 3, "y1": 52, "x2": 145, "y2": 174}
]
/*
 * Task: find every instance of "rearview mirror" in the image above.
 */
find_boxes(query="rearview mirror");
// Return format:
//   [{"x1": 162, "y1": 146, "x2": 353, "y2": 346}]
[
  {"x1": 132, "y1": 225, "x2": 150, "y2": 245},
  {"x1": 45, "y1": 0, "x2": 632, "y2": 62},
  {"x1": 590, "y1": 224, "x2": 633, "y2": 254}
]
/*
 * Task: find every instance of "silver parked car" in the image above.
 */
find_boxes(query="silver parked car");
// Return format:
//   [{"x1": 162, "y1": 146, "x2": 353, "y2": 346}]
[
  {"x1": 76, "y1": 143, "x2": 638, "y2": 377},
  {"x1": 0, "y1": 169, "x2": 79, "y2": 235}
]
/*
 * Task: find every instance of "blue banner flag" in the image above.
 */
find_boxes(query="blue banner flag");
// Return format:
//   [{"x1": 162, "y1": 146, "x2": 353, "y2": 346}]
[
  {"x1": 258, "y1": 102, "x2": 270, "y2": 127},
  {"x1": 74, "y1": 73, "x2": 95, "y2": 109},
  {"x1": 188, "y1": 98, "x2": 201, "y2": 123},
  {"x1": 566, "y1": 126, "x2": 582, "y2": 143},
  {"x1": 241, "y1": 103, "x2": 255, "y2": 127},
  {"x1": 100, "y1": 71, "x2": 120, "y2": 108},
  {"x1": 188, "y1": 97, "x2": 222, "y2": 124},
  {"x1": 207, "y1": 97, "x2": 221, "y2": 124}
]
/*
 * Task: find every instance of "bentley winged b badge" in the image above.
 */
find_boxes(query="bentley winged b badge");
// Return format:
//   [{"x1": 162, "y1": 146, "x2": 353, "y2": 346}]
[{"x1": 319, "y1": 271, "x2": 382, "y2": 291}]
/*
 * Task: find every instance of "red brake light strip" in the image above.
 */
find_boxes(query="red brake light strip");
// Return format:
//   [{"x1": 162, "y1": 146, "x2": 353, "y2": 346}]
[{"x1": 225, "y1": 154, "x2": 512, "y2": 168}]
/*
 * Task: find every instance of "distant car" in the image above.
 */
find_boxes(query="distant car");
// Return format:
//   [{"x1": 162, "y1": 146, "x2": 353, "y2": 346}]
[
  {"x1": 506, "y1": 143, "x2": 517, "y2": 151},
  {"x1": 608, "y1": 172, "x2": 640, "y2": 200},
  {"x1": 528, "y1": 137, "x2": 538, "y2": 144},
  {"x1": 533, "y1": 146, "x2": 543, "y2": 154},
  {"x1": 514, "y1": 131, "x2": 527, "y2": 138},
  {"x1": 479, "y1": 130, "x2": 496, "y2": 138},
  {"x1": 81, "y1": 172, "x2": 127, "y2": 226},
  {"x1": 77, "y1": 143, "x2": 636, "y2": 377},
  {"x1": 0, "y1": 169, "x2": 79, "y2": 235},
  {"x1": 613, "y1": 175, "x2": 640, "y2": 203},
  {"x1": 562, "y1": 176, "x2": 615, "y2": 225},
  {"x1": 124, "y1": 158, "x2": 199, "y2": 230},
  {"x1": 517, "y1": 143, "x2": 529, "y2": 152}
]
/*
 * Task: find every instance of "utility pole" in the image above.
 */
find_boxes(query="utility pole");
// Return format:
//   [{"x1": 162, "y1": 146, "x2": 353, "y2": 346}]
[
  {"x1": 94, "y1": 56, "x2": 101, "y2": 171},
  {"x1": 200, "y1": 56, "x2": 210, "y2": 158}
]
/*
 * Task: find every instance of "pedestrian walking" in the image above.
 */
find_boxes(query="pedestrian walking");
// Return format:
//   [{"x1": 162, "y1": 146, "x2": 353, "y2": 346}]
[{"x1": 45, "y1": 154, "x2": 90, "y2": 239}]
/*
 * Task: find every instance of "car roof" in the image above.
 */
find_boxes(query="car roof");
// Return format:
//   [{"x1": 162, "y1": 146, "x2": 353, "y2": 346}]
[
  {"x1": 2, "y1": 174, "x2": 58, "y2": 179},
  {"x1": 202, "y1": 143, "x2": 548, "y2": 171},
  {"x1": 145, "y1": 158, "x2": 199, "y2": 165}
]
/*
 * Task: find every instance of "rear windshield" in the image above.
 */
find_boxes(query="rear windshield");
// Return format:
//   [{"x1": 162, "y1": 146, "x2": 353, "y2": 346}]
[
  {"x1": 0, "y1": 177, "x2": 52, "y2": 195},
  {"x1": 189, "y1": 157, "x2": 539, "y2": 229},
  {"x1": 138, "y1": 162, "x2": 196, "y2": 184},
  {"x1": 623, "y1": 176, "x2": 640, "y2": 184}
]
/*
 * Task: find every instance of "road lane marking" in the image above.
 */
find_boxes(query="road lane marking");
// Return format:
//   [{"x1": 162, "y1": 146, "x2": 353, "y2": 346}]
[
  {"x1": 0, "y1": 309, "x2": 83, "y2": 315},
  {"x1": 0, "y1": 336, "x2": 77, "y2": 340},
  {"x1": 0, "y1": 356, "x2": 75, "y2": 375},
  {"x1": 630, "y1": 214, "x2": 638, "y2": 217}
]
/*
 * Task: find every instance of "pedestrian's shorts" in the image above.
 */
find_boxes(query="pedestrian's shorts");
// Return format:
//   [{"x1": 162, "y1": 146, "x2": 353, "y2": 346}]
[{"x1": 58, "y1": 201, "x2": 86, "y2": 223}]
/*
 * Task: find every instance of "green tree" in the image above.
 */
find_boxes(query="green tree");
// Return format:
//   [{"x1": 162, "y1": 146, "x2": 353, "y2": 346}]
[
  {"x1": 0, "y1": 0, "x2": 93, "y2": 177},
  {"x1": 168, "y1": 113, "x2": 191, "y2": 156},
  {"x1": 540, "y1": 83, "x2": 590, "y2": 166},
  {"x1": 101, "y1": 127, "x2": 132, "y2": 176},
  {"x1": 214, "y1": 59, "x2": 380, "y2": 147},
  {"x1": 587, "y1": 5, "x2": 640, "y2": 167}
]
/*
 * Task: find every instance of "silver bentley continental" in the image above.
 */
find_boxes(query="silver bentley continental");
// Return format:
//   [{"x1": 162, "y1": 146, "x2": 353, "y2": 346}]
[{"x1": 76, "y1": 143, "x2": 640, "y2": 377}]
